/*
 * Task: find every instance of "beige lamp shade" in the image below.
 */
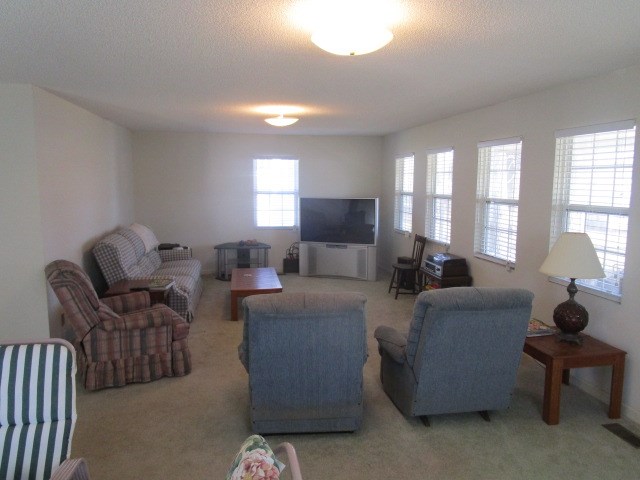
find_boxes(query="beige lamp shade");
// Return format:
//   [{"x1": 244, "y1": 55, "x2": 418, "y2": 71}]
[{"x1": 539, "y1": 232, "x2": 605, "y2": 279}]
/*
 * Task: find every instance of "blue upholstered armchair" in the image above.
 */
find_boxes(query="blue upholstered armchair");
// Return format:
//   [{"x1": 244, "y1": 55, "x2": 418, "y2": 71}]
[
  {"x1": 374, "y1": 287, "x2": 533, "y2": 424},
  {"x1": 239, "y1": 292, "x2": 368, "y2": 434}
]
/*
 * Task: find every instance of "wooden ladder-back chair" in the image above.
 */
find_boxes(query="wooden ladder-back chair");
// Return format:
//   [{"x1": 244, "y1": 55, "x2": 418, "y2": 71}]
[{"x1": 388, "y1": 234, "x2": 427, "y2": 299}]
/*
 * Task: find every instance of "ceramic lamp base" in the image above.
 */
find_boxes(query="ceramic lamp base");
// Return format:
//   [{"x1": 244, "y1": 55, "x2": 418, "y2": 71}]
[
  {"x1": 557, "y1": 331, "x2": 583, "y2": 345},
  {"x1": 553, "y1": 297, "x2": 588, "y2": 344}
]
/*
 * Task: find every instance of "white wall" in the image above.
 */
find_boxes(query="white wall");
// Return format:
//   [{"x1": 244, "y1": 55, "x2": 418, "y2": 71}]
[
  {"x1": 0, "y1": 85, "x2": 49, "y2": 340},
  {"x1": 34, "y1": 88, "x2": 134, "y2": 337},
  {"x1": 0, "y1": 84, "x2": 134, "y2": 341},
  {"x1": 380, "y1": 65, "x2": 640, "y2": 423},
  {"x1": 5, "y1": 67, "x2": 639, "y2": 422},
  {"x1": 132, "y1": 132, "x2": 383, "y2": 274}
]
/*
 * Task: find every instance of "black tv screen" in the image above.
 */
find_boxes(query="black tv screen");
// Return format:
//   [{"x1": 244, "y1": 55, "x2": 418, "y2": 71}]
[{"x1": 300, "y1": 198, "x2": 378, "y2": 246}]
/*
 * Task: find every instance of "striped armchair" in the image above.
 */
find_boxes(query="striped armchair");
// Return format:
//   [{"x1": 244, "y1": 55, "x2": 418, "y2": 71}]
[
  {"x1": 45, "y1": 260, "x2": 192, "y2": 391},
  {"x1": 0, "y1": 339, "x2": 90, "y2": 480}
]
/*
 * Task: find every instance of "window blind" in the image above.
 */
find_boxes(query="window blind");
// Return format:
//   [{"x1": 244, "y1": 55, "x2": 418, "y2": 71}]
[
  {"x1": 551, "y1": 122, "x2": 636, "y2": 297},
  {"x1": 475, "y1": 139, "x2": 522, "y2": 263},
  {"x1": 254, "y1": 158, "x2": 299, "y2": 228},
  {"x1": 394, "y1": 154, "x2": 414, "y2": 233},
  {"x1": 425, "y1": 148, "x2": 453, "y2": 244}
]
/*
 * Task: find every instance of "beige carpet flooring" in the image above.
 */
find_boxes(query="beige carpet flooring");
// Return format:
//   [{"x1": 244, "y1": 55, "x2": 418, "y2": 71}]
[{"x1": 73, "y1": 274, "x2": 640, "y2": 479}]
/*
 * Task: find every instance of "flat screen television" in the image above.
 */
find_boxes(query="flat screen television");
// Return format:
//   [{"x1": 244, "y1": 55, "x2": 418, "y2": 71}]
[{"x1": 299, "y1": 197, "x2": 378, "y2": 246}]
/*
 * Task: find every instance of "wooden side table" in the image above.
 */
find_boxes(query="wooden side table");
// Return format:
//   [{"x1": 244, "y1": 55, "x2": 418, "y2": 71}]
[
  {"x1": 103, "y1": 279, "x2": 170, "y2": 306},
  {"x1": 523, "y1": 334, "x2": 626, "y2": 425}
]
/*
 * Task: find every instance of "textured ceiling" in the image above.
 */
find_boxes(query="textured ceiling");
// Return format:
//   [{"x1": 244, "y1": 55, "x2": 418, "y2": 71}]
[{"x1": 2, "y1": 0, "x2": 640, "y2": 136}]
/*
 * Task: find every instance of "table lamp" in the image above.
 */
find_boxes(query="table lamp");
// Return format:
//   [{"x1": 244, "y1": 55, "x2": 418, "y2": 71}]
[{"x1": 539, "y1": 232, "x2": 605, "y2": 344}]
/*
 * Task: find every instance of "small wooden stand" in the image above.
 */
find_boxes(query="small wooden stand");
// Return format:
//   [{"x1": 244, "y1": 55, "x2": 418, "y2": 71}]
[{"x1": 523, "y1": 334, "x2": 626, "y2": 425}]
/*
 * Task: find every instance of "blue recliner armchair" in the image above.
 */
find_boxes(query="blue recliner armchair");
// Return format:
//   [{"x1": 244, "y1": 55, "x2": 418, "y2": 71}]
[
  {"x1": 374, "y1": 287, "x2": 533, "y2": 424},
  {"x1": 239, "y1": 292, "x2": 368, "y2": 434}
]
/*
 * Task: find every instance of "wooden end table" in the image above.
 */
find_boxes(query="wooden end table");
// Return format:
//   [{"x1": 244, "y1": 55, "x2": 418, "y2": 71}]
[
  {"x1": 230, "y1": 267, "x2": 282, "y2": 321},
  {"x1": 103, "y1": 279, "x2": 170, "y2": 306},
  {"x1": 523, "y1": 334, "x2": 626, "y2": 425}
]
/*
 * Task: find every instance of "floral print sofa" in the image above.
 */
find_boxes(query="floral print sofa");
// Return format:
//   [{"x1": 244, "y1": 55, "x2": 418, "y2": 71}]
[{"x1": 93, "y1": 223, "x2": 202, "y2": 321}]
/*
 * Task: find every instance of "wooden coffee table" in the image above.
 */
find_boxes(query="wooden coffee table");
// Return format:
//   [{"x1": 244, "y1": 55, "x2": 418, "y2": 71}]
[
  {"x1": 523, "y1": 334, "x2": 626, "y2": 425},
  {"x1": 230, "y1": 267, "x2": 282, "y2": 321}
]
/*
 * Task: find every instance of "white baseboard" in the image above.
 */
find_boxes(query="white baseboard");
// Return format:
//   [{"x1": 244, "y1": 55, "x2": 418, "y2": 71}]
[{"x1": 570, "y1": 374, "x2": 640, "y2": 426}]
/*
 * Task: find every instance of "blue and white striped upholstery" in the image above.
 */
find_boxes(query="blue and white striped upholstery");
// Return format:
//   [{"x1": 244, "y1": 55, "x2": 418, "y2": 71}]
[{"x1": 0, "y1": 339, "x2": 79, "y2": 480}]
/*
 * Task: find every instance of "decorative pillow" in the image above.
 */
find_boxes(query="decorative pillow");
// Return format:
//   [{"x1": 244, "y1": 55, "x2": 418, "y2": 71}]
[
  {"x1": 129, "y1": 223, "x2": 160, "y2": 253},
  {"x1": 226, "y1": 435, "x2": 285, "y2": 480}
]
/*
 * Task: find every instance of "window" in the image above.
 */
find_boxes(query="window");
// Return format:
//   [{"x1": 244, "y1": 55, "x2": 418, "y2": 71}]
[
  {"x1": 474, "y1": 138, "x2": 522, "y2": 264},
  {"x1": 253, "y1": 158, "x2": 298, "y2": 228},
  {"x1": 550, "y1": 121, "x2": 636, "y2": 298},
  {"x1": 394, "y1": 154, "x2": 414, "y2": 233},
  {"x1": 425, "y1": 148, "x2": 453, "y2": 244}
]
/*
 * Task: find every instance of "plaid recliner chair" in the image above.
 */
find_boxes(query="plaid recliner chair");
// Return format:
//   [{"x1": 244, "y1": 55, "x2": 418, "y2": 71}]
[{"x1": 45, "y1": 260, "x2": 191, "y2": 391}]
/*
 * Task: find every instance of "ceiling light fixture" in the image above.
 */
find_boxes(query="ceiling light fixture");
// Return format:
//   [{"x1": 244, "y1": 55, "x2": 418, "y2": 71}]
[
  {"x1": 290, "y1": 0, "x2": 403, "y2": 56},
  {"x1": 311, "y1": 25, "x2": 393, "y2": 56},
  {"x1": 264, "y1": 114, "x2": 299, "y2": 127}
]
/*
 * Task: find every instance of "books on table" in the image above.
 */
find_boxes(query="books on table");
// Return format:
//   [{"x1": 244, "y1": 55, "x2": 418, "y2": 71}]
[{"x1": 527, "y1": 318, "x2": 557, "y2": 337}]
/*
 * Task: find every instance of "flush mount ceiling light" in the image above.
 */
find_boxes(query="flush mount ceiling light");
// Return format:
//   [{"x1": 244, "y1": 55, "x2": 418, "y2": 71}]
[
  {"x1": 290, "y1": 0, "x2": 403, "y2": 56},
  {"x1": 311, "y1": 25, "x2": 393, "y2": 56},
  {"x1": 255, "y1": 105, "x2": 303, "y2": 127},
  {"x1": 264, "y1": 114, "x2": 299, "y2": 127}
]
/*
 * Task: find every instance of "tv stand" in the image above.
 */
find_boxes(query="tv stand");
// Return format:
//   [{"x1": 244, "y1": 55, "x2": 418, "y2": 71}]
[{"x1": 299, "y1": 242, "x2": 376, "y2": 281}]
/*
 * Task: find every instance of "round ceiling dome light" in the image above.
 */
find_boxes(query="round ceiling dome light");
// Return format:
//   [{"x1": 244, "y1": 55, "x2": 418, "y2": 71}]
[
  {"x1": 290, "y1": 0, "x2": 403, "y2": 56},
  {"x1": 264, "y1": 114, "x2": 299, "y2": 127},
  {"x1": 311, "y1": 25, "x2": 393, "y2": 56}
]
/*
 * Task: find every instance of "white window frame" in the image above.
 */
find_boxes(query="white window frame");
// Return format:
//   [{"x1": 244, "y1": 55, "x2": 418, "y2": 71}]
[
  {"x1": 394, "y1": 154, "x2": 414, "y2": 234},
  {"x1": 253, "y1": 158, "x2": 299, "y2": 228},
  {"x1": 549, "y1": 120, "x2": 636, "y2": 300},
  {"x1": 425, "y1": 148, "x2": 454, "y2": 245},
  {"x1": 474, "y1": 137, "x2": 522, "y2": 265}
]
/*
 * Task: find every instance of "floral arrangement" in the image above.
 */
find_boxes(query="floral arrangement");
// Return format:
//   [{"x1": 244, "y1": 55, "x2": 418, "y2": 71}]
[{"x1": 226, "y1": 435, "x2": 285, "y2": 480}]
